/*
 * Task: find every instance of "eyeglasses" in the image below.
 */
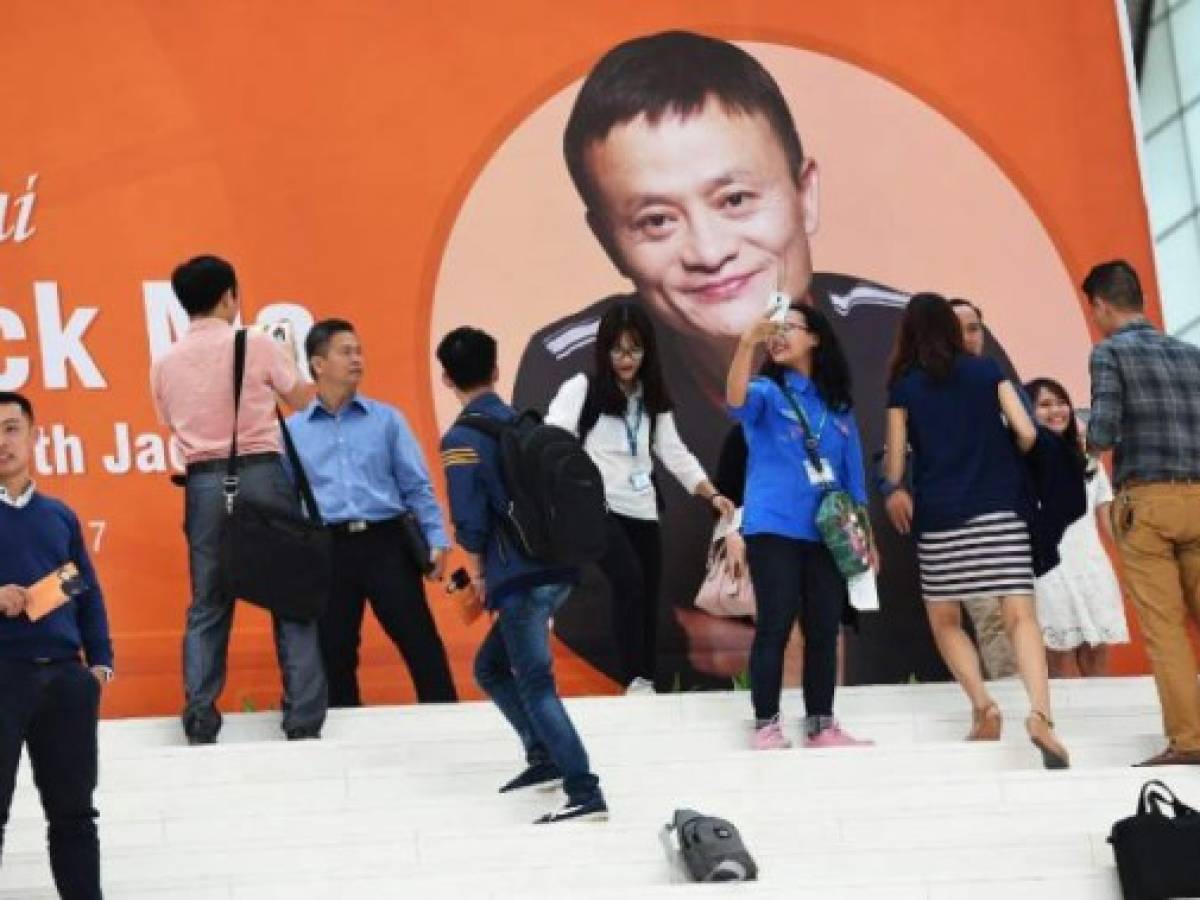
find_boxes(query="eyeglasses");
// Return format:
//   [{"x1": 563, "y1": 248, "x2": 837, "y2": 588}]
[
  {"x1": 774, "y1": 323, "x2": 810, "y2": 335},
  {"x1": 610, "y1": 346, "x2": 645, "y2": 360}
]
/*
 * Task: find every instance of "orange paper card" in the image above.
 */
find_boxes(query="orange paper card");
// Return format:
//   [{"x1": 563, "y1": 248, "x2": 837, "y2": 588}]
[{"x1": 26, "y1": 562, "x2": 83, "y2": 622}]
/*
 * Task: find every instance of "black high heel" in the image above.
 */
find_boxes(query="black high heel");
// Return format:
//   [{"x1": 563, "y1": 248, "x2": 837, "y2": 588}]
[{"x1": 1026, "y1": 710, "x2": 1070, "y2": 770}]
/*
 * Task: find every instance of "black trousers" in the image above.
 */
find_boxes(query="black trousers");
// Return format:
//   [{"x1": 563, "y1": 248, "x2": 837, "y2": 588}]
[
  {"x1": 0, "y1": 659, "x2": 102, "y2": 900},
  {"x1": 320, "y1": 525, "x2": 458, "y2": 707},
  {"x1": 597, "y1": 512, "x2": 663, "y2": 685},
  {"x1": 746, "y1": 535, "x2": 845, "y2": 722}
]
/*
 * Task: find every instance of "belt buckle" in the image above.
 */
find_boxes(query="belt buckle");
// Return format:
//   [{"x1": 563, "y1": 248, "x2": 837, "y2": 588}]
[{"x1": 347, "y1": 520, "x2": 368, "y2": 533}]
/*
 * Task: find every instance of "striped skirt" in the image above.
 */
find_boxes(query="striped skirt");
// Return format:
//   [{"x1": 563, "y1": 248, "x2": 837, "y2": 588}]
[{"x1": 917, "y1": 511, "x2": 1034, "y2": 601}]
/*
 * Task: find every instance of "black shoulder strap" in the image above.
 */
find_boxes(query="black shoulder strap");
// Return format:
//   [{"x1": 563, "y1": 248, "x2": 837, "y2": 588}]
[
  {"x1": 277, "y1": 409, "x2": 324, "y2": 524},
  {"x1": 224, "y1": 329, "x2": 249, "y2": 490}
]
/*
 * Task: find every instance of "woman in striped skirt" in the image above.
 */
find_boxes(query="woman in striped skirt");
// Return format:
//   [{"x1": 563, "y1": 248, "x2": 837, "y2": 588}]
[{"x1": 881, "y1": 294, "x2": 1069, "y2": 769}]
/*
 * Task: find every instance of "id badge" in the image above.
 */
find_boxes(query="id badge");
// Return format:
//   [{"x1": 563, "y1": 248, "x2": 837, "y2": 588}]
[
  {"x1": 803, "y1": 457, "x2": 835, "y2": 487},
  {"x1": 630, "y1": 470, "x2": 653, "y2": 494}
]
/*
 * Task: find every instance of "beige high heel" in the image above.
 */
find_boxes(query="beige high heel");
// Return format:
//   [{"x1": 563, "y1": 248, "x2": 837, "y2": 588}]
[
  {"x1": 966, "y1": 702, "x2": 1002, "y2": 741},
  {"x1": 1026, "y1": 710, "x2": 1070, "y2": 769}
]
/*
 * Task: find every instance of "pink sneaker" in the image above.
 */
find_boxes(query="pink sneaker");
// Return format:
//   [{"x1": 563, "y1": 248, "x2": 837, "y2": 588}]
[
  {"x1": 752, "y1": 716, "x2": 793, "y2": 750},
  {"x1": 802, "y1": 722, "x2": 874, "y2": 748}
]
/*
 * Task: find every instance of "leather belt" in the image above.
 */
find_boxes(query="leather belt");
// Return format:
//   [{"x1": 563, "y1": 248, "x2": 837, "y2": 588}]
[
  {"x1": 329, "y1": 516, "x2": 403, "y2": 536},
  {"x1": 186, "y1": 452, "x2": 281, "y2": 476}
]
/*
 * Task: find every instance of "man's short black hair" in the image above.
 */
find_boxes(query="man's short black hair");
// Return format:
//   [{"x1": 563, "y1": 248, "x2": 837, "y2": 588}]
[
  {"x1": 436, "y1": 327, "x2": 498, "y2": 392},
  {"x1": 948, "y1": 298, "x2": 983, "y2": 321},
  {"x1": 0, "y1": 391, "x2": 34, "y2": 422},
  {"x1": 563, "y1": 30, "x2": 806, "y2": 213},
  {"x1": 171, "y1": 255, "x2": 238, "y2": 317},
  {"x1": 1082, "y1": 260, "x2": 1144, "y2": 312},
  {"x1": 305, "y1": 318, "x2": 356, "y2": 378}
]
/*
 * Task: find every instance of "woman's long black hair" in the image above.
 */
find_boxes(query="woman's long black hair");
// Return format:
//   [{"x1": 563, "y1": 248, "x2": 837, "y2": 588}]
[
  {"x1": 759, "y1": 303, "x2": 854, "y2": 412},
  {"x1": 1024, "y1": 377, "x2": 1091, "y2": 479},
  {"x1": 586, "y1": 301, "x2": 674, "y2": 416}
]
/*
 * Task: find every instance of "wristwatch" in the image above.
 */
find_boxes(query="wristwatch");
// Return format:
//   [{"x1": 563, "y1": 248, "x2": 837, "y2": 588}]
[{"x1": 93, "y1": 666, "x2": 115, "y2": 683}]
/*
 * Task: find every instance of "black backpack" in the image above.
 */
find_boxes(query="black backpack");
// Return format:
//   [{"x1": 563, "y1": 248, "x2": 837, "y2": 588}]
[{"x1": 458, "y1": 410, "x2": 607, "y2": 566}]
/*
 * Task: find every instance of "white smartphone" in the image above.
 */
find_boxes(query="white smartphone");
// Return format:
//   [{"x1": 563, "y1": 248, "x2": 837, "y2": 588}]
[{"x1": 766, "y1": 291, "x2": 790, "y2": 323}]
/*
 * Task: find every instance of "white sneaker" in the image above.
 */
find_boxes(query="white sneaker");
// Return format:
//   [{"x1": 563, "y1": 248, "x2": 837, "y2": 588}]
[{"x1": 625, "y1": 677, "x2": 656, "y2": 695}]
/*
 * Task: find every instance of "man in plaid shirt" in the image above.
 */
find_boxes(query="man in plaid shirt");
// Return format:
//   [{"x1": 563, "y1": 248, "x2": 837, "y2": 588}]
[{"x1": 1085, "y1": 259, "x2": 1200, "y2": 767}]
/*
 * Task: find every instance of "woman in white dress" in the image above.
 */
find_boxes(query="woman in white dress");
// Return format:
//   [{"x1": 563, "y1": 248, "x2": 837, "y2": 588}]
[{"x1": 1026, "y1": 378, "x2": 1130, "y2": 677}]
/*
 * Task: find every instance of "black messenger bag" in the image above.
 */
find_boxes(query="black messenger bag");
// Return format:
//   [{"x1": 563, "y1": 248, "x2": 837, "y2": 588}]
[
  {"x1": 218, "y1": 329, "x2": 332, "y2": 622},
  {"x1": 1108, "y1": 780, "x2": 1200, "y2": 900}
]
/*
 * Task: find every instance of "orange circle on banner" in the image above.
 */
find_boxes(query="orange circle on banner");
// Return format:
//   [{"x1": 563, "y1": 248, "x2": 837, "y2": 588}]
[{"x1": 431, "y1": 41, "x2": 1089, "y2": 421}]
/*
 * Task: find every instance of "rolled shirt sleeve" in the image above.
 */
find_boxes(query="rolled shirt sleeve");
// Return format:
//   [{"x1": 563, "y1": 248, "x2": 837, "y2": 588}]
[
  {"x1": 1087, "y1": 344, "x2": 1122, "y2": 451},
  {"x1": 252, "y1": 331, "x2": 300, "y2": 397},
  {"x1": 389, "y1": 409, "x2": 451, "y2": 549}
]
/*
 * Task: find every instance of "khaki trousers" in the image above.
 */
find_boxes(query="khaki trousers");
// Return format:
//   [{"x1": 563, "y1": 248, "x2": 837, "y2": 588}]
[{"x1": 1114, "y1": 483, "x2": 1200, "y2": 752}]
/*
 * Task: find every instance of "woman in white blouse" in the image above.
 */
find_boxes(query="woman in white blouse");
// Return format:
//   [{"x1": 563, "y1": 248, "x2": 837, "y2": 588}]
[{"x1": 547, "y1": 303, "x2": 734, "y2": 694}]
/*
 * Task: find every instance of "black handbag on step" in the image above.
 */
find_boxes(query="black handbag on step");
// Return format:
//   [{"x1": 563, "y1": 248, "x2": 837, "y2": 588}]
[
  {"x1": 218, "y1": 330, "x2": 332, "y2": 622},
  {"x1": 1108, "y1": 780, "x2": 1200, "y2": 900}
]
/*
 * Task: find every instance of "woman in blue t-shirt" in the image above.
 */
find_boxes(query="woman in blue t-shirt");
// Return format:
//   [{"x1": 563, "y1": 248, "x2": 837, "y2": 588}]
[
  {"x1": 727, "y1": 303, "x2": 873, "y2": 751},
  {"x1": 882, "y1": 294, "x2": 1069, "y2": 769}
]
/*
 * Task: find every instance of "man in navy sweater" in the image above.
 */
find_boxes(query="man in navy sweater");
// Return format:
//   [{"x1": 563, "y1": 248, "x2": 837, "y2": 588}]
[{"x1": 0, "y1": 391, "x2": 114, "y2": 900}]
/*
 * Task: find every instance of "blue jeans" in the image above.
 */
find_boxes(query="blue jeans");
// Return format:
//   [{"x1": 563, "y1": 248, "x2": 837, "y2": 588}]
[
  {"x1": 474, "y1": 583, "x2": 599, "y2": 801},
  {"x1": 182, "y1": 457, "x2": 327, "y2": 737}
]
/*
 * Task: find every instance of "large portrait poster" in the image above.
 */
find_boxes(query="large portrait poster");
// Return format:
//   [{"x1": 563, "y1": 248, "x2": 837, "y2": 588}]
[{"x1": 1, "y1": 0, "x2": 1157, "y2": 716}]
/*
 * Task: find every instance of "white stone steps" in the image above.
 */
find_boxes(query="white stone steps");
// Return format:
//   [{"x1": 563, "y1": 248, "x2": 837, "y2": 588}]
[{"x1": 1, "y1": 678, "x2": 1183, "y2": 898}]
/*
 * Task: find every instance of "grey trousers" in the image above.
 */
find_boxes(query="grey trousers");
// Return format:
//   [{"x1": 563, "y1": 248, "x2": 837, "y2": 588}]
[{"x1": 182, "y1": 456, "x2": 327, "y2": 736}]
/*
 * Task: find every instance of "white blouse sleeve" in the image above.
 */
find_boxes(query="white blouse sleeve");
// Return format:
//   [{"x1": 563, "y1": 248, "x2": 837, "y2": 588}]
[
  {"x1": 651, "y1": 411, "x2": 708, "y2": 494},
  {"x1": 545, "y1": 372, "x2": 589, "y2": 437}
]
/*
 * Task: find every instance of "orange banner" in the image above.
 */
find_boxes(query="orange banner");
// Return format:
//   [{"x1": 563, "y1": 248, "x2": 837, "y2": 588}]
[{"x1": 0, "y1": 0, "x2": 1155, "y2": 717}]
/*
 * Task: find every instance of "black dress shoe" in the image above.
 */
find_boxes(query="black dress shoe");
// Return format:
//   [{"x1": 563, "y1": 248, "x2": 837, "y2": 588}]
[
  {"x1": 186, "y1": 732, "x2": 217, "y2": 746},
  {"x1": 285, "y1": 726, "x2": 321, "y2": 741}
]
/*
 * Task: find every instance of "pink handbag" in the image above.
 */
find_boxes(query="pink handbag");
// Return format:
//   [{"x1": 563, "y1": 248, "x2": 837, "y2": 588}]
[{"x1": 693, "y1": 526, "x2": 756, "y2": 619}]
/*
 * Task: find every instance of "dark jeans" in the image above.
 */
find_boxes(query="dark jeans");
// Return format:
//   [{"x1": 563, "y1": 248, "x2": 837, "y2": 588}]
[
  {"x1": 321, "y1": 525, "x2": 457, "y2": 706},
  {"x1": 183, "y1": 457, "x2": 327, "y2": 738},
  {"x1": 747, "y1": 534, "x2": 845, "y2": 722},
  {"x1": 0, "y1": 659, "x2": 102, "y2": 900},
  {"x1": 598, "y1": 513, "x2": 662, "y2": 685},
  {"x1": 474, "y1": 583, "x2": 600, "y2": 802}
]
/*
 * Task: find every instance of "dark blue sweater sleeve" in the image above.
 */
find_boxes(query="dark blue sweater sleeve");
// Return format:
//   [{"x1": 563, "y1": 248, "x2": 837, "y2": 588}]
[
  {"x1": 67, "y1": 511, "x2": 115, "y2": 669},
  {"x1": 439, "y1": 429, "x2": 490, "y2": 553}
]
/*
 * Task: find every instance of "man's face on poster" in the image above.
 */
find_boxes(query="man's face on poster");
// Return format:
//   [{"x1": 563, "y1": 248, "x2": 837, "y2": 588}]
[{"x1": 583, "y1": 98, "x2": 819, "y2": 342}]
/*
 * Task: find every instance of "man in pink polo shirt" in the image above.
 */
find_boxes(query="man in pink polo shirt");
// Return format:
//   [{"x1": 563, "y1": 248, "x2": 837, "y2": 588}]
[{"x1": 151, "y1": 255, "x2": 327, "y2": 744}]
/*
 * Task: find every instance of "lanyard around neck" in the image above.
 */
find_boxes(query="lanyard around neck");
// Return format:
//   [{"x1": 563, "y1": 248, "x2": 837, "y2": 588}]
[
  {"x1": 623, "y1": 398, "x2": 643, "y2": 457},
  {"x1": 784, "y1": 386, "x2": 827, "y2": 452}
]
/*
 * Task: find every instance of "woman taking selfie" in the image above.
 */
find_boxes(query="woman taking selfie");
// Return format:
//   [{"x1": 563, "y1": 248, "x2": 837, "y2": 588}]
[
  {"x1": 883, "y1": 293, "x2": 1069, "y2": 769},
  {"x1": 1025, "y1": 377, "x2": 1129, "y2": 677},
  {"x1": 726, "y1": 302, "x2": 872, "y2": 750},
  {"x1": 546, "y1": 303, "x2": 732, "y2": 695}
]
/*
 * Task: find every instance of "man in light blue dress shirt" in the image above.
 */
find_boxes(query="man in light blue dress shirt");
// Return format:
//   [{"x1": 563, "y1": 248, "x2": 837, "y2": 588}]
[{"x1": 288, "y1": 320, "x2": 457, "y2": 706}]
